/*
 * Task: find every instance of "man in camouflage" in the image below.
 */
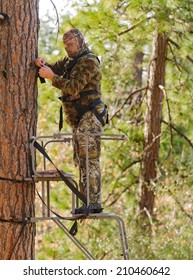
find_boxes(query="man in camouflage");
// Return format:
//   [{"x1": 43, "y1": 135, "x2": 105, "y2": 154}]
[{"x1": 35, "y1": 29, "x2": 108, "y2": 214}]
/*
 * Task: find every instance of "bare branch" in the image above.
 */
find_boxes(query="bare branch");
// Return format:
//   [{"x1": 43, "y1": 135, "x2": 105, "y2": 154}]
[
  {"x1": 167, "y1": 38, "x2": 180, "y2": 49},
  {"x1": 187, "y1": 55, "x2": 193, "y2": 64},
  {"x1": 168, "y1": 38, "x2": 193, "y2": 65},
  {"x1": 162, "y1": 119, "x2": 193, "y2": 149},
  {"x1": 143, "y1": 133, "x2": 162, "y2": 154},
  {"x1": 50, "y1": 0, "x2": 60, "y2": 42},
  {"x1": 143, "y1": 207, "x2": 156, "y2": 237},
  {"x1": 159, "y1": 85, "x2": 173, "y2": 150},
  {"x1": 118, "y1": 21, "x2": 143, "y2": 36},
  {"x1": 168, "y1": 41, "x2": 182, "y2": 72},
  {"x1": 168, "y1": 190, "x2": 193, "y2": 220},
  {"x1": 118, "y1": 17, "x2": 151, "y2": 36},
  {"x1": 110, "y1": 86, "x2": 147, "y2": 120},
  {"x1": 107, "y1": 185, "x2": 130, "y2": 206},
  {"x1": 123, "y1": 159, "x2": 141, "y2": 172}
]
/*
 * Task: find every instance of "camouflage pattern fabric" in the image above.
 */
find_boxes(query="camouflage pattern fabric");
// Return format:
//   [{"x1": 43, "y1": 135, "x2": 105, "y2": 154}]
[
  {"x1": 73, "y1": 111, "x2": 102, "y2": 203},
  {"x1": 63, "y1": 29, "x2": 86, "y2": 58}
]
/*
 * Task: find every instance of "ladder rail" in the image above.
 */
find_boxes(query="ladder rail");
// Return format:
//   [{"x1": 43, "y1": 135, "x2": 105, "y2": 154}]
[
  {"x1": 30, "y1": 214, "x2": 129, "y2": 260},
  {"x1": 53, "y1": 219, "x2": 95, "y2": 260}
]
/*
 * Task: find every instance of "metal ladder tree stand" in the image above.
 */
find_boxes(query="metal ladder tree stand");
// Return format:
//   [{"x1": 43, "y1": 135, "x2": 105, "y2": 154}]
[{"x1": 28, "y1": 132, "x2": 129, "y2": 260}]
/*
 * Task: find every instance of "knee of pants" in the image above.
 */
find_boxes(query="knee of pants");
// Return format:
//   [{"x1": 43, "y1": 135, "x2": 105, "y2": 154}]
[
  {"x1": 79, "y1": 146, "x2": 100, "y2": 159},
  {"x1": 77, "y1": 136, "x2": 101, "y2": 159}
]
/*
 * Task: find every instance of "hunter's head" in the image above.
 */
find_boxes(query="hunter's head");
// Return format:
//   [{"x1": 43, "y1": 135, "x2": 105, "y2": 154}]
[{"x1": 63, "y1": 29, "x2": 86, "y2": 58}]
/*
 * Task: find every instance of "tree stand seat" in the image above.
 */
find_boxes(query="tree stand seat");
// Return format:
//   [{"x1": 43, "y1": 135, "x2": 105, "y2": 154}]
[{"x1": 32, "y1": 169, "x2": 75, "y2": 182}]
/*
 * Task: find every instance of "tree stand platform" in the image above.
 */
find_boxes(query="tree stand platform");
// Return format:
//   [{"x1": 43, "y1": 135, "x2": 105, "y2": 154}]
[{"x1": 28, "y1": 133, "x2": 129, "y2": 260}]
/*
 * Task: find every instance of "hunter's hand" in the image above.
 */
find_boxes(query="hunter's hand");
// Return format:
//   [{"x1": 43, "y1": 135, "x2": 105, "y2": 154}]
[
  {"x1": 39, "y1": 66, "x2": 55, "y2": 80},
  {"x1": 35, "y1": 57, "x2": 46, "y2": 67}
]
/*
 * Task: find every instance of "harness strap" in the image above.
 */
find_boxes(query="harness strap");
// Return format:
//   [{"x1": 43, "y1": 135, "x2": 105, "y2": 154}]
[
  {"x1": 59, "y1": 105, "x2": 63, "y2": 132},
  {"x1": 74, "y1": 98, "x2": 102, "y2": 121},
  {"x1": 65, "y1": 50, "x2": 96, "y2": 73},
  {"x1": 58, "y1": 90, "x2": 99, "y2": 131},
  {"x1": 59, "y1": 97, "x2": 108, "y2": 131},
  {"x1": 92, "y1": 105, "x2": 108, "y2": 126},
  {"x1": 80, "y1": 89, "x2": 99, "y2": 98}
]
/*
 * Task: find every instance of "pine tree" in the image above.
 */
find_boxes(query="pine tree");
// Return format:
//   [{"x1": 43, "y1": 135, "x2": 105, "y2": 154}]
[{"x1": 0, "y1": 0, "x2": 38, "y2": 259}]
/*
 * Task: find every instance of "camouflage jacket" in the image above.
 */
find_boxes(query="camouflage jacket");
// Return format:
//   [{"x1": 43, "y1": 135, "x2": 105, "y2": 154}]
[{"x1": 48, "y1": 49, "x2": 105, "y2": 128}]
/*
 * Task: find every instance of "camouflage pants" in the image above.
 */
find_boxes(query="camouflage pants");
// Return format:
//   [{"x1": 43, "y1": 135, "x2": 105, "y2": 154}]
[{"x1": 73, "y1": 111, "x2": 102, "y2": 204}]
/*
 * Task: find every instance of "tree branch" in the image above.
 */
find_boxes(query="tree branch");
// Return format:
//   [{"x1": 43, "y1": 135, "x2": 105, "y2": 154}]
[
  {"x1": 168, "y1": 190, "x2": 193, "y2": 221},
  {"x1": 110, "y1": 86, "x2": 147, "y2": 120},
  {"x1": 123, "y1": 159, "x2": 141, "y2": 172},
  {"x1": 187, "y1": 55, "x2": 193, "y2": 64},
  {"x1": 107, "y1": 185, "x2": 130, "y2": 206},
  {"x1": 168, "y1": 41, "x2": 182, "y2": 72},
  {"x1": 167, "y1": 38, "x2": 180, "y2": 49},
  {"x1": 104, "y1": 160, "x2": 140, "y2": 206},
  {"x1": 168, "y1": 38, "x2": 193, "y2": 65},
  {"x1": 50, "y1": 0, "x2": 60, "y2": 42},
  {"x1": 159, "y1": 85, "x2": 173, "y2": 150},
  {"x1": 162, "y1": 119, "x2": 193, "y2": 149},
  {"x1": 118, "y1": 17, "x2": 151, "y2": 36}
]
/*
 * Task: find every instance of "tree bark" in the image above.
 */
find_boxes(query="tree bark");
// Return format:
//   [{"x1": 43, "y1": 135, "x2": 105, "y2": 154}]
[
  {"x1": 139, "y1": 32, "x2": 167, "y2": 215},
  {"x1": 0, "y1": 0, "x2": 39, "y2": 259}
]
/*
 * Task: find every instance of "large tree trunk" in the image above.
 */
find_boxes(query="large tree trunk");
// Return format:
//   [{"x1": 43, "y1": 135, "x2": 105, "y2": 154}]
[
  {"x1": 139, "y1": 32, "x2": 167, "y2": 215},
  {"x1": 0, "y1": 0, "x2": 39, "y2": 259}
]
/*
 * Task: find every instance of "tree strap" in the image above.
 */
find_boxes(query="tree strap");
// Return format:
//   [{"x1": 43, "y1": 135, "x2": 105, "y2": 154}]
[{"x1": 0, "y1": 177, "x2": 25, "y2": 183}]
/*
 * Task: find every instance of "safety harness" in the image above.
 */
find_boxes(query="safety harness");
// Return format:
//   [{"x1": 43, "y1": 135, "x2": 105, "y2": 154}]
[
  {"x1": 59, "y1": 90, "x2": 108, "y2": 130},
  {"x1": 58, "y1": 50, "x2": 108, "y2": 131}
]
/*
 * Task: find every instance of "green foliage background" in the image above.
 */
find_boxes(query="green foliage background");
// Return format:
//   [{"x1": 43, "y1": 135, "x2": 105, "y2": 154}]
[{"x1": 35, "y1": 0, "x2": 193, "y2": 260}]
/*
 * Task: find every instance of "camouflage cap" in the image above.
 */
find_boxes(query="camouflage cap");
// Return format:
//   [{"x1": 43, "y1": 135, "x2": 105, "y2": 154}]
[{"x1": 63, "y1": 29, "x2": 85, "y2": 44}]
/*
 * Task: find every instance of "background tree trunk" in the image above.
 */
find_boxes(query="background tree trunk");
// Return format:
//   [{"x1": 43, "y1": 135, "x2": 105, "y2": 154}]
[
  {"x1": 139, "y1": 32, "x2": 168, "y2": 215},
  {"x1": 133, "y1": 51, "x2": 144, "y2": 87},
  {"x1": 0, "y1": 0, "x2": 39, "y2": 259}
]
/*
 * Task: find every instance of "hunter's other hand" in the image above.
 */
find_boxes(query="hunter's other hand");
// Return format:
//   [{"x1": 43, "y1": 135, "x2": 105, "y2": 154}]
[
  {"x1": 35, "y1": 57, "x2": 46, "y2": 67},
  {"x1": 39, "y1": 66, "x2": 55, "y2": 80}
]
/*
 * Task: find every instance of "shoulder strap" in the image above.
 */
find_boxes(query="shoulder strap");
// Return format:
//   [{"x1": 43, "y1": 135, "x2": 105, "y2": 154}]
[{"x1": 65, "y1": 50, "x2": 99, "y2": 72}]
